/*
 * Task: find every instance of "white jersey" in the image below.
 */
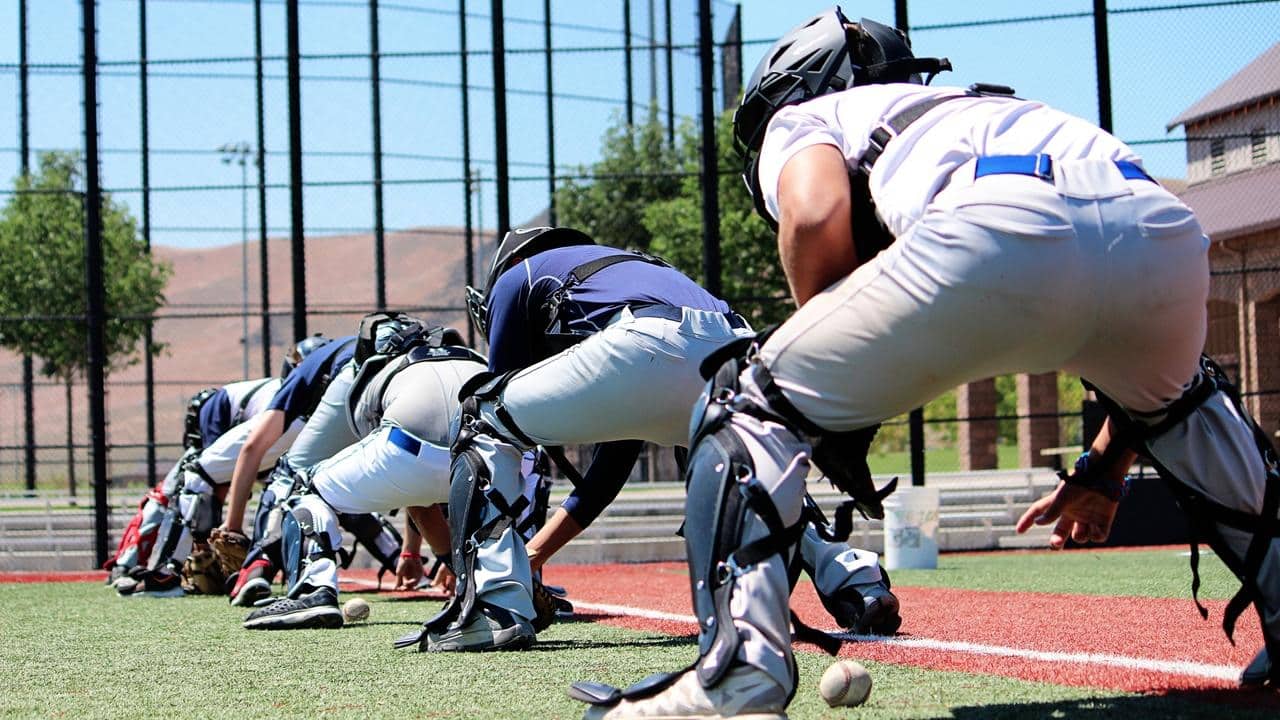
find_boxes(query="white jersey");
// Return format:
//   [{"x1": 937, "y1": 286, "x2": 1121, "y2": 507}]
[
  {"x1": 222, "y1": 377, "x2": 281, "y2": 424},
  {"x1": 756, "y1": 83, "x2": 1142, "y2": 238}
]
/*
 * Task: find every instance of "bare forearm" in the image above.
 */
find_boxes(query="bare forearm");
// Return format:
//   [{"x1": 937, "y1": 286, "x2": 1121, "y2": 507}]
[
  {"x1": 1087, "y1": 417, "x2": 1138, "y2": 483},
  {"x1": 403, "y1": 513, "x2": 423, "y2": 556},
  {"x1": 527, "y1": 508, "x2": 584, "y2": 572},
  {"x1": 222, "y1": 411, "x2": 284, "y2": 531},
  {"x1": 407, "y1": 504, "x2": 451, "y2": 556}
]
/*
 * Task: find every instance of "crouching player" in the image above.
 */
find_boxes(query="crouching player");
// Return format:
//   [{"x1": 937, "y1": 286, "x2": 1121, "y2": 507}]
[
  {"x1": 241, "y1": 315, "x2": 547, "y2": 631},
  {"x1": 105, "y1": 338, "x2": 330, "y2": 596},
  {"x1": 394, "y1": 227, "x2": 900, "y2": 655}
]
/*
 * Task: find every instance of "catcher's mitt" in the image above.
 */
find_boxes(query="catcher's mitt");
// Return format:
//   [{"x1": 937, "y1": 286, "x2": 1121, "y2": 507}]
[
  {"x1": 181, "y1": 548, "x2": 225, "y2": 595},
  {"x1": 208, "y1": 527, "x2": 251, "y2": 577}
]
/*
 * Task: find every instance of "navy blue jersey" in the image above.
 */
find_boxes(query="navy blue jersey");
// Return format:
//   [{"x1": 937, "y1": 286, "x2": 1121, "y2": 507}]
[
  {"x1": 484, "y1": 245, "x2": 730, "y2": 373},
  {"x1": 268, "y1": 336, "x2": 357, "y2": 425},
  {"x1": 198, "y1": 389, "x2": 234, "y2": 449}
]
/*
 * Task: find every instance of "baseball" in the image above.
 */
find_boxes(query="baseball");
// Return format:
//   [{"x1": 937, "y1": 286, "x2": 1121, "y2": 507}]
[
  {"x1": 341, "y1": 597, "x2": 371, "y2": 623},
  {"x1": 818, "y1": 659, "x2": 872, "y2": 708}
]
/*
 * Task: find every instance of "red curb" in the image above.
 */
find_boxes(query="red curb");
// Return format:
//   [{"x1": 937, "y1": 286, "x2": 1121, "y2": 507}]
[{"x1": 0, "y1": 571, "x2": 106, "y2": 583}]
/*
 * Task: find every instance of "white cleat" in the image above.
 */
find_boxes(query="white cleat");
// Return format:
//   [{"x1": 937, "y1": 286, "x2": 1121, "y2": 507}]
[{"x1": 582, "y1": 666, "x2": 788, "y2": 720}]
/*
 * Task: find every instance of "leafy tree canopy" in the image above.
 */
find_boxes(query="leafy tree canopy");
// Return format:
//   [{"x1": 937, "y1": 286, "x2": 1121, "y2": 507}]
[
  {"x1": 0, "y1": 151, "x2": 170, "y2": 378},
  {"x1": 555, "y1": 107, "x2": 790, "y2": 326}
]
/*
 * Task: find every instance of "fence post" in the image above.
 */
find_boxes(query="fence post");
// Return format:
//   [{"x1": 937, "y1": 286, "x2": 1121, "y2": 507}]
[
  {"x1": 544, "y1": 0, "x2": 556, "y2": 225},
  {"x1": 697, "y1": 0, "x2": 720, "y2": 297},
  {"x1": 623, "y1": 0, "x2": 634, "y2": 127},
  {"x1": 1093, "y1": 0, "x2": 1113, "y2": 133},
  {"x1": 254, "y1": 0, "x2": 272, "y2": 377},
  {"x1": 893, "y1": 0, "x2": 926, "y2": 487},
  {"x1": 139, "y1": 0, "x2": 158, "y2": 488},
  {"x1": 82, "y1": 0, "x2": 110, "y2": 567},
  {"x1": 19, "y1": 0, "x2": 37, "y2": 496},
  {"x1": 491, "y1": 0, "x2": 510, "y2": 239},
  {"x1": 286, "y1": 0, "x2": 308, "y2": 341},
  {"x1": 370, "y1": 0, "x2": 387, "y2": 311},
  {"x1": 459, "y1": 0, "x2": 476, "y2": 346},
  {"x1": 663, "y1": 0, "x2": 674, "y2": 146}
]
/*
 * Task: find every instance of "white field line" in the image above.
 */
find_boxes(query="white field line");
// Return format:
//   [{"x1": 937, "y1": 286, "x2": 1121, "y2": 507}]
[{"x1": 572, "y1": 600, "x2": 1241, "y2": 683}]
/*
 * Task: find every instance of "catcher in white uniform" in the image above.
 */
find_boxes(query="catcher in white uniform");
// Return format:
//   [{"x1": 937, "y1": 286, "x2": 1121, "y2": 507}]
[
  {"x1": 572, "y1": 8, "x2": 1279, "y2": 719},
  {"x1": 240, "y1": 317, "x2": 548, "y2": 631}
]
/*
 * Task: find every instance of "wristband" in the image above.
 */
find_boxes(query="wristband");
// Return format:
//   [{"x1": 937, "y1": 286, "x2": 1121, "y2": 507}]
[
  {"x1": 400, "y1": 551, "x2": 420, "y2": 559},
  {"x1": 1058, "y1": 451, "x2": 1126, "y2": 501}
]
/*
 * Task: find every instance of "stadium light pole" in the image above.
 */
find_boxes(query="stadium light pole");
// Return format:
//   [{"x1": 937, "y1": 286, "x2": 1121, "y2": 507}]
[{"x1": 219, "y1": 141, "x2": 253, "y2": 380}]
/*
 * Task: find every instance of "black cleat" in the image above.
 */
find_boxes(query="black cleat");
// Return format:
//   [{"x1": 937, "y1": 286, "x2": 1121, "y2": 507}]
[
  {"x1": 1240, "y1": 647, "x2": 1272, "y2": 687},
  {"x1": 426, "y1": 601, "x2": 535, "y2": 652},
  {"x1": 243, "y1": 587, "x2": 343, "y2": 630}
]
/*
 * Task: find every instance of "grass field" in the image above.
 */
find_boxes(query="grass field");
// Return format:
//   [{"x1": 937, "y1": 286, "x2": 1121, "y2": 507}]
[{"x1": 2, "y1": 548, "x2": 1276, "y2": 719}]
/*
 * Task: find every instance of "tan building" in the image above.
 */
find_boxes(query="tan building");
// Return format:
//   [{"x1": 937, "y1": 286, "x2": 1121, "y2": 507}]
[{"x1": 1170, "y1": 42, "x2": 1280, "y2": 437}]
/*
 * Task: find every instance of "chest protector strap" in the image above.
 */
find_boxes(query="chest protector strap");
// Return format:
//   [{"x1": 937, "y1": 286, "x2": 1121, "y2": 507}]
[
  {"x1": 1090, "y1": 355, "x2": 1280, "y2": 656},
  {"x1": 347, "y1": 329, "x2": 484, "y2": 435},
  {"x1": 844, "y1": 83, "x2": 1021, "y2": 262},
  {"x1": 540, "y1": 251, "x2": 673, "y2": 352},
  {"x1": 231, "y1": 378, "x2": 273, "y2": 427}
]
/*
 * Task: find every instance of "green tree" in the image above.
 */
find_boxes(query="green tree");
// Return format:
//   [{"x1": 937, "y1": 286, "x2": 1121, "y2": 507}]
[
  {"x1": 555, "y1": 108, "x2": 790, "y2": 326},
  {"x1": 0, "y1": 151, "x2": 170, "y2": 381},
  {"x1": 555, "y1": 106, "x2": 682, "y2": 254}
]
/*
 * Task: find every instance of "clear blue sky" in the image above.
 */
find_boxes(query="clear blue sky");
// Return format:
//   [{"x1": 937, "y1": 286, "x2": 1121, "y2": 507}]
[{"x1": 1, "y1": 0, "x2": 1277, "y2": 250}]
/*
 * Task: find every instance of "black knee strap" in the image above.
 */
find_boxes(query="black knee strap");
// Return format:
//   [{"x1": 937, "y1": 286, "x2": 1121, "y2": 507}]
[{"x1": 1090, "y1": 355, "x2": 1280, "y2": 657}]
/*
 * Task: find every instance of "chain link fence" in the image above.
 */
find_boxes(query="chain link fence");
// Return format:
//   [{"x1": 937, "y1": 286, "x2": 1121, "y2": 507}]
[{"x1": 0, "y1": 0, "x2": 1277, "y2": 564}]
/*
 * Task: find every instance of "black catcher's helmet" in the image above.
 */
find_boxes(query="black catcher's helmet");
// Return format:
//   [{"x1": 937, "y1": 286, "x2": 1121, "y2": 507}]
[
  {"x1": 733, "y1": 8, "x2": 951, "y2": 214},
  {"x1": 281, "y1": 334, "x2": 331, "y2": 378},
  {"x1": 464, "y1": 226, "x2": 595, "y2": 336}
]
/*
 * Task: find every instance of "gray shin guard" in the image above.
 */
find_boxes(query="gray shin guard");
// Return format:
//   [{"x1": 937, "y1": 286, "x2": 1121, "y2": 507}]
[
  {"x1": 398, "y1": 424, "x2": 533, "y2": 650},
  {"x1": 148, "y1": 470, "x2": 214, "y2": 573},
  {"x1": 686, "y1": 411, "x2": 809, "y2": 693},
  {"x1": 280, "y1": 495, "x2": 343, "y2": 597}
]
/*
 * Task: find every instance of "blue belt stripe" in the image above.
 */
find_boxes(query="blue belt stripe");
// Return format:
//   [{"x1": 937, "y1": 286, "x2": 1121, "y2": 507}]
[
  {"x1": 388, "y1": 426, "x2": 422, "y2": 456},
  {"x1": 973, "y1": 154, "x2": 1153, "y2": 183}
]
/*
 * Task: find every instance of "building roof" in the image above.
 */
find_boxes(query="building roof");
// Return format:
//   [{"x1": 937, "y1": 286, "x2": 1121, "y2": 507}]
[
  {"x1": 1167, "y1": 43, "x2": 1280, "y2": 130},
  {"x1": 1176, "y1": 161, "x2": 1280, "y2": 241}
]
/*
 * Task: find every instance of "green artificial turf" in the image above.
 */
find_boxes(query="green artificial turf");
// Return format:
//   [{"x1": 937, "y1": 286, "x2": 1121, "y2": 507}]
[
  {"x1": 0, "y1": 580, "x2": 1272, "y2": 720},
  {"x1": 889, "y1": 548, "x2": 1240, "y2": 601}
]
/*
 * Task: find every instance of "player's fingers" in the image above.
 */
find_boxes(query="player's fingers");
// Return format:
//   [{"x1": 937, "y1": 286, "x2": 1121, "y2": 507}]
[
  {"x1": 1016, "y1": 495, "x2": 1055, "y2": 532},
  {"x1": 1048, "y1": 517, "x2": 1071, "y2": 550},
  {"x1": 1070, "y1": 521, "x2": 1093, "y2": 544}
]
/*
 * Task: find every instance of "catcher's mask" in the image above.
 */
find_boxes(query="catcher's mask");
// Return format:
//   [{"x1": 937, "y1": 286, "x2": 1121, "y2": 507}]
[
  {"x1": 281, "y1": 334, "x2": 332, "y2": 378},
  {"x1": 733, "y1": 8, "x2": 951, "y2": 220},
  {"x1": 465, "y1": 226, "x2": 596, "y2": 337}
]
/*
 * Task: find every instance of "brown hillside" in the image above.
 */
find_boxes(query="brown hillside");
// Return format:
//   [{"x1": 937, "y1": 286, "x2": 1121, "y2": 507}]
[{"x1": 0, "y1": 227, "x2": 485, "y2": 482}]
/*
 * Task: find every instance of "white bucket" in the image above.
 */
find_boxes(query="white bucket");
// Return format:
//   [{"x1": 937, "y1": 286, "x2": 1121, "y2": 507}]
[{"x1": 882, "y1": 485, "x2": 940, "y2": 570}]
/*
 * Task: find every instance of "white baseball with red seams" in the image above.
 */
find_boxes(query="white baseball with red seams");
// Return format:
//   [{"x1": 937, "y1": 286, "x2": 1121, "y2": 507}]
[{"x1": 819, "y1": 660, "x2": 872, "y2": 707}]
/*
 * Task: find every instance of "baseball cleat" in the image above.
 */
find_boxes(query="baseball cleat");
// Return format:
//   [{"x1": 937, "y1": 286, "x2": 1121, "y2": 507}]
[
  {"x1": 229, "y1": 558, "x2": 274, "y2": 607},
  {"x1": 243, "y1": 587, "x2": 343, "y2": 630},
  {"x1": 855, "y1": 584, "x2": 902, "y2": 636},
  {"x1": 575, "y1": 666, "x2": 788, "y2": 719},
  {"x1": 818, "y1": 579, "x2": 901, "y2": 636},
  {"x1": 531, "y1": 578, "x2": 562, "y2": 632},
  {"x1": 1240, "y1": 647, "x2": 1272, "y2": 687},
  {"x1": 230, "y1": 577, "x2": 272, "y2": 608},
  {"x1": 426, "y1": 601, "x2": 535, "y2": 652},
  {"x1": 116, "y1": 570, "x2": 185, "y2": 598}
]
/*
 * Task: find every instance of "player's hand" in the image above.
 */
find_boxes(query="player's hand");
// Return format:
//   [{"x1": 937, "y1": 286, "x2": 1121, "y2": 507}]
[
  {"x1": 429, "y1": 563, "x2": 456, "y2": 596},
  {"x1": 394, "y1": 554, "x2": 424, "y2": 591},
  {"x1": 1015, "y1": 480, "x2": 1118, "y2": 550}
]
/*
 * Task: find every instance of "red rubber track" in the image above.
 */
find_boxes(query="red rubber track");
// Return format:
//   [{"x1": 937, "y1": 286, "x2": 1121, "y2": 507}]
[{"x1": 542, "y1": 562, "x2": 1278, "y2": 701}]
